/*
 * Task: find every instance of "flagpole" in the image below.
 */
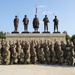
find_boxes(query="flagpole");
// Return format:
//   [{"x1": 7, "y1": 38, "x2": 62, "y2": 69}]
[{"x1": 35, "y1": 5, "x2": 37, "y2": 16}]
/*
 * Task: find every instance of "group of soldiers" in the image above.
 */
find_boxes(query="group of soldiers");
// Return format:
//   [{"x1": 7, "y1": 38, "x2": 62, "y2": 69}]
[
  {"x1": 0, "y1": 39, "x2": 75, "y2": 66},
  {"x1": 14, "y1": 15, "x2": 59, "y2": 32}
]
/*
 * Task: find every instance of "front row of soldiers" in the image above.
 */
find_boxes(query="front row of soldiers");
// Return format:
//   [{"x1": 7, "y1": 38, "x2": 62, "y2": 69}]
[{"x1": 0, "y1": 39, "x2": 75, "y2": 66}]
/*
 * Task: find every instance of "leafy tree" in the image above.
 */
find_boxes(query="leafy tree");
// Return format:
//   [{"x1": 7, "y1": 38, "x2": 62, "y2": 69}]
[
  {"x1": 0, "y1": 31, "x2": 6, "y2": 39},
  {"x1": 63, "y1": 31, "x2": 71, "y2": 41},
  {"x1": 71, "y1": 34, "x2": 75, "y2": 42}
]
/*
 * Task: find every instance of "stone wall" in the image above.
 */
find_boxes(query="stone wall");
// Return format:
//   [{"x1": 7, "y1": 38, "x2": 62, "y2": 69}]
[{"x1": 6, "y1": 33, "x2": 66, "y2": 44}]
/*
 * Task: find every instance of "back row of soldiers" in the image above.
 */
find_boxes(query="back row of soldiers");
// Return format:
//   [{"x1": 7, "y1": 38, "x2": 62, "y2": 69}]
[
  {"x1": 14, "y1": 15, "x2": 59, "y2": 32},
  {"x1": 0, "y1": 39, "x2": 75, "y2": 66}
]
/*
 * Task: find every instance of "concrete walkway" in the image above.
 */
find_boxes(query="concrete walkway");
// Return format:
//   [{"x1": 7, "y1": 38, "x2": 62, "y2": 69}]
[{"x1": 0, "y1": 65, "x2": 75, "y2": 75}]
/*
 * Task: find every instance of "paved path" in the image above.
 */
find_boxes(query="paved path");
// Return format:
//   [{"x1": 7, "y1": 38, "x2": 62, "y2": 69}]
[{"x1": 0, "y1": 65, "x2": 75, "y2": 75}]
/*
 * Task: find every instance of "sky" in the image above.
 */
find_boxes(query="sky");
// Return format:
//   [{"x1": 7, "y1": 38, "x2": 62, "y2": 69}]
[{"x1": 0, "y1": 0, "x2": 75, "y2": 36}]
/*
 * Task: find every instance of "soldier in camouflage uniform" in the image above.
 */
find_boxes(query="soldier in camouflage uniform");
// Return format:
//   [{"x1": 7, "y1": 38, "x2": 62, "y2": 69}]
[
  {"x1": 11, "y1": 48, "x2": 18, "y2": 64},
  {"x1": 51, "y1": 47, "x2": 56, "y2": 64},
  {"x1": 10, "y1": 41, "x2": 16, "y2": 63},
  {"x1": 48, "y1": 41, "x2": 52, "y2": 52},
  {"x1": 65, "y1": 40, "x2": 71, "y2": 65},
  {"x1": 40, "y1": 40, "x2": 44, "y2": 49},
  {"x1": 30, "y1": 40, "x2": 35, "y2": 55},
  {"x1": 54, "y1": 40, "x2": 59, "y2": 61},
  {"x1": 43, "y1": 40, "x2": 48, "y2": 53},
  {"x1": 21, "y1": 40, "x2": 25, "y2": 51},
  {"x1": 31, "y1": 49, "x2": 37, "y2": 64},
  {"x1": 45, "y1": 46, "x2": 51, "y2": 64},
  {"x1": 16, "y1": 41, "x2": 22, "y2": 64},
  {"x1": 24, "y1": 41, "x2": 30, "y2": 55},
  {"x1": 0, "y1": 53, "x2": 2, "y2": 64},
  {"x1": 16, "y1": 42, "x2": 21, "y2": 52},
  {"x1": 38, "y1": 48, "x2": 45, "y2": 64},
  {"x1": 69, "y1": 42, "x2": 75, "y2": 66},
  {"x1": 73, "y1": 39, "x2": 75, "y2": 52},
  {"x1": 61, "y1": 41, "x2": 66, "y2": 61},
  {"x1": 25, "y1": 50, "x2": 30, "y2": 64},
  {"x1": 10, "y1": 41, "x2": 16, "y2": 52},
  {"x1": 19, "y1": 49, "x2": 25, "y2": 64},
  {"x1": 2, "y1": 47, "x2": 10, "y2": 65},
  {"x1": 0, "y1": 42, "x2": 1, "y2": 64},
  {"x1": 5, "y1": 41, "x2": 10, "y2": 49},
  {"x1": 1, "y1": 40, "x2": 7, "y2": 54},
  {"x1": 34, "y1": 41, "x2": 40, "y2": 62},
  {"x1": 57, "y1": 46, "x2": 63, "y2": 65}
]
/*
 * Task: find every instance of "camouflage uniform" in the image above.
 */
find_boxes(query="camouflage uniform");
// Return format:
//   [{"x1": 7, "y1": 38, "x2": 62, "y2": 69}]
[
  {"x1": 69, "y1": 42, "x2": 75, "y2": 66},
  {"x1": 10, "y1": 43, "x2": 16, "y2": 63},
  {"x1": 11, "y1": 50, "x2": 18, "y2": 64},
  {"x1": 0, "y1": 53, "x2": 2, "y2": 64},
  {"x1": 61, "y1": 41, "x2": 66, "y2": 60},
  {"x1": 51, "y1": 48, "x2": 56, "y2": 64},
  {"x1": 54, "y1": 41, "x2": 59, "y2": 59},
  {"x1": 35, "y1": 43, "x2": 40, "y2": 61},
  {"x1": 21, "y1": 41, "x2": 25, "y2": 51},
  {"x1": 38, "y1": 48, "x2": 45, "y2": 64},
  {"x1": 65, "y1": 40, "x2": 71, "y2": 64},
  {"x1": 57, "y1": 47, "x2": 63, "y2": 64},
  {"x1": 2, "y1": 48, "x2": 10, "y2": 65},
  {"x1": 65, "y1": 49, "x2": 70, "y2": 64},
  {"x1": 30, "y1": 41, "x2": 35, "y2": 55},
  {"x1": 48, "y1": 42, "x2": 52, "y2": 52},
  {"x1": 31, "y1": 50, "x2": 37, "y2": 64},
  {"x1": 24, "y1": 41, "x2": 30, "y2": 55},
  {"x1": 19, "y1": 50, "x2": 25, "y2": 64},
  {"x1": 45, "y1": 47, "x2": 50, "y2": 64},
  {"x1": 25, "y1": 50, "x2": 30, "y2": 64}
]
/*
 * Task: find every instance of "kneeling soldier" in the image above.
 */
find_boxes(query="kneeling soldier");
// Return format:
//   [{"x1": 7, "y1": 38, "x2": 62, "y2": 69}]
[
  {"x1": 51, "y1": 47, "x2": 56, "y2": 64},
  {"x1": 45, "y1": 47, "x2": 50, "y2": 64},
  {"x1": 38, "y1": 48, "x2": 45, "y2": 64},
  {"x1": 11, "y1": 48, "x2": 18, "y2": 64},
  {"x1": 19, "y1": 49, "x2": 25, "y2": 64},
  {"x1": 2, "y1": 47, "x2": 10, "y2": 65},
  {"x1": 57, "y1": 46, "x2": 63, "y2": 65},
  {"x1": 31, "y1": 49, "x2": 37, "y2": 64},
  {"x1": 25, "y1": 50, "x2": 30, "y2": 64}
]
